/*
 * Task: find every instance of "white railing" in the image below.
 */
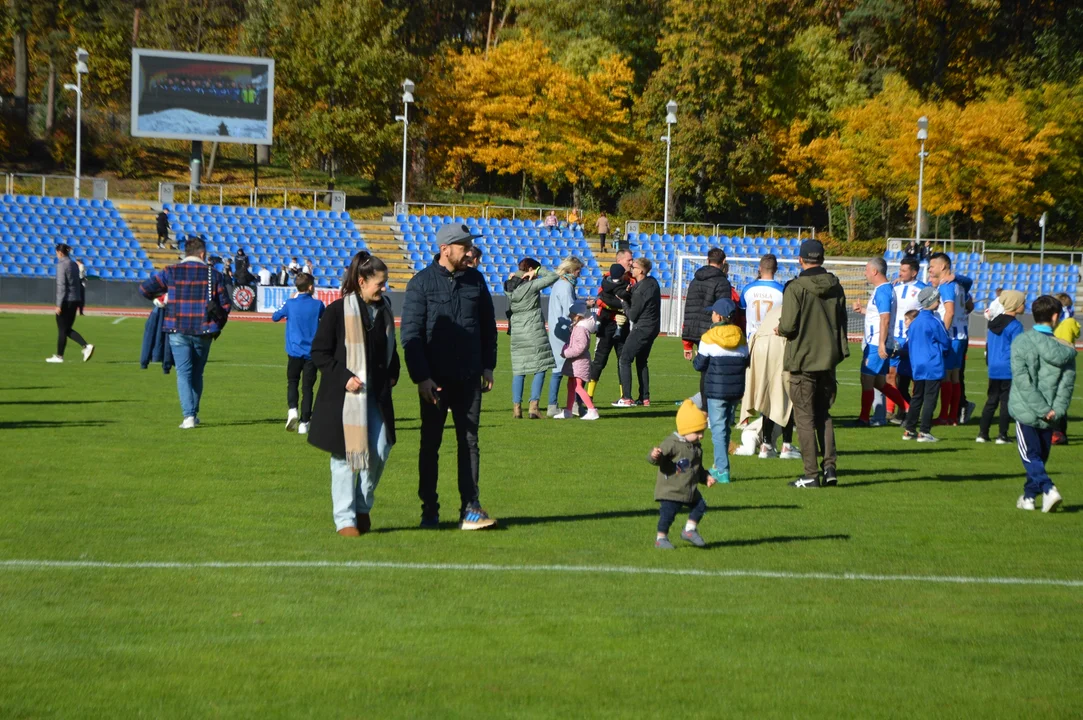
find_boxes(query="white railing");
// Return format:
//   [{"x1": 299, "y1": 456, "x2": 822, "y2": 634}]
[
  {"x1": 626, "y1": 219, "x2": 815, "y2": 241},
  {"x1": 888, "y1": 237, "x2": 986, "y2": 256},
  {"x1": 400, "y1": 201, "x2": 488, "y2": 220},
  {"x1": 5, "y1": 173, "x2": 108, "y2": 199},
  {"x1": 159, "y1": 182, "x2": 340, "y2": 210},
  {"x1": 982, "y1": 247, "x2": 1083, "y2": 267}
]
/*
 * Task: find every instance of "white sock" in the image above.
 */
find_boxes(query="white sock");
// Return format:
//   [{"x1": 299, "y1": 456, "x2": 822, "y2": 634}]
[{"x1": 684, "y1": 521, "x2": 697, "y2": 533}]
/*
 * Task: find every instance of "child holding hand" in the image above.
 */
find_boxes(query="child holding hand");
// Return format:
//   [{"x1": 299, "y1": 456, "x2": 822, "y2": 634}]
[
  {"x1": 555, "y1": 301, "x2": 599, "y2": 420},
  {"x1": 648, "y1": 399, "x2": 716, "y2": 549}
]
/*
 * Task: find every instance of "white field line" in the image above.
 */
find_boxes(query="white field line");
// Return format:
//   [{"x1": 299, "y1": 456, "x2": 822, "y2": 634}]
[
  {"x1": 111, "y1": 317, "x2": 128, "y2": 324},
  {"x1": 1, "y1": 559, "x2": 1081, "y2": 588}
]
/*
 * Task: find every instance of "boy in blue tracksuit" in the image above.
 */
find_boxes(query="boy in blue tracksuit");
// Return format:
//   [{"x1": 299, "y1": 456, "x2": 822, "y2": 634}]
[
  {"x1": 272, "y1": 273, "x2": 325, "y2": 434},
  {"x1": 977, "y1": 290, "x2": 1025, "y2": 444},
  {"x1": 902, "y1": 287, "x2": 951, "y2": 442}
]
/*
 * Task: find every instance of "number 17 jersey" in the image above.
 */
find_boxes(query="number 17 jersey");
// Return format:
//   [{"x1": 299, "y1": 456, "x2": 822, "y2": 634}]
[{"x1": 740, "y1": 279, "x2": 786, "y2": 338}]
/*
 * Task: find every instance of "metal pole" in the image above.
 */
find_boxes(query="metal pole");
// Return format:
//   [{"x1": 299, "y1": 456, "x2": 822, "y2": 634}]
[
  {"x1": 74, "y1": 72, "x2": 82, "y2": 199},
  {"x1": 663, "y1": 123, "x2": 671, "y2": 235},
  {"x1": 400, "y1": 100, "x2": 409, "y2": 205},
  {"x1": 916, "y1": 138, "x2": 926, "y2": 243},
  {"x1": 1040, "y1": 215, "x2": 1046, "y2": 268}
]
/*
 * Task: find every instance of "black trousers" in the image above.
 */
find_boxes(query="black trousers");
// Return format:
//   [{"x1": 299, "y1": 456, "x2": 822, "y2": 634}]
[
  {"x1": 959, "y1": 347, "x2": 969, "y2": 415},
  {"x1": 979, "y1": 379, "x2": 1012, "y2": 439},
  {"x1": 418, "y1": 381, "x2": 482, "y2": 517},
  {"x1": 286, "y1": 355, "x2": 318, "y2": 422},
  {"x1": 761, "y1": 416, "x2": 794, "y2": 445},
  {"x1": 904, "y1": 379, "x2": 941, "y2": 434},
  {"x1": 618, "y1": 328, "x2": 656, "y2": 401},
  {"x1": 590, "y1": 317, "x2": 627, "y2": 383},
  {"x1": 658, "y1": 490, "x2": 706, "y2": 534},
  {"x1": 599, "y1": 233, "x2": 607, "y2": 251},
  {"x1": 55, "y1": 301, "x2": 87, "y2": 356}
]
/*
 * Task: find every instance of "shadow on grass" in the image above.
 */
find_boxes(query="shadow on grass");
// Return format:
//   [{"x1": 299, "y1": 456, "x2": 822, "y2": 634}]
[
  {"x1": 212, "y1": 417, "x2": 285, "y2": 427},
  {"x1": 838, "y1": 472, "x2": 1019, "y2": 489},
  {"x1": 0, "y1": 399, "x2": 133, "y2": 406},
  {"x1": 1057, "y1": 505, "x2": 1083, "y2": 514},
  {"x1": 0, "y1": 386, "x2": 57, "y2": 391},
  {"x1": 0, "y1": 419, "x2": 115, "y2": 429},
  {"x1": 842, "y1": 447, "x2": 959, "y2": 455},
  {"x1": 601, "y1": 409, "x2": 690, "y2": 420},
  {"x1": 704, "y1": 533, "x2": 850, "y2": 549}
]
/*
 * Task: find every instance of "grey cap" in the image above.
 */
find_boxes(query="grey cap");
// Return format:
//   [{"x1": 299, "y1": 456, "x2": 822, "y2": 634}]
[
  {"x1": 918, "y1": 285, "x2": 940, "y2": 309},
  {"x1": 569, "y1": 300, "x2": 589, "y2": 317},
  {"x1": 435, "y1": 223, "x2": 481, "y2": 247}
]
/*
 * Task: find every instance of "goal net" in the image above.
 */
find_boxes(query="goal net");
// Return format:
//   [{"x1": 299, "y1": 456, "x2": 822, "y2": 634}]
[{"x1": 667, "y1": 253, "x2": 909, "y2": 338}]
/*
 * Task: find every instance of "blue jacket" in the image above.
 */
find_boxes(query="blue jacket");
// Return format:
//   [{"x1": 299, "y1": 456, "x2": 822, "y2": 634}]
[
  {"x1": 907, "y1": 309, "x2": 951, "y2": 381},
  {"x1": 692, "y1": 323, "x2": 749, "y2": 400},
  {"x1": 272, "y1": 293, "x2": 325, "y2": 359},
  {"x1": 139, "y1": 305, "x2": 174, "y2": 374},
  {"x1": 986, "y1": 314, "x2": 1023, "y2": 380}
]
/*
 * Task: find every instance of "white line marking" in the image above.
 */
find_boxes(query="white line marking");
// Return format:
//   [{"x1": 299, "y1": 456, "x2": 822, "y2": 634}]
[
  {"x1": 111, "y1": 317, "x2": 128, "y2": 325},
  {"x1": 1, "y1": 559, "x2": 1080, "y2": 588}
]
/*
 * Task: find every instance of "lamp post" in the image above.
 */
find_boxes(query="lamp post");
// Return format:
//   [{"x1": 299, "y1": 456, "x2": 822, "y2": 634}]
[
  {"x1": 915, "y1": 115, "x2": 928, "y2": 244},
  {"x1": 63, "y1": 47, "x2": 89, "y2": 199},
  {"x1": 662, "y1": 100, "x2": 677, "y2": 234},
  {"x1": 1039, "y1": 211, "x2": 1047, "y2": 269},
  {"x1": 395, "y1": 79, "x2": 415, "y2": 207}
]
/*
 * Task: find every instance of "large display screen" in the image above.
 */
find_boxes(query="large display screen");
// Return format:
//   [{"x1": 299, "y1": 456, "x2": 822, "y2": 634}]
[{"x1": 130, "y1": 48, "x2": 274, "y2": 145}]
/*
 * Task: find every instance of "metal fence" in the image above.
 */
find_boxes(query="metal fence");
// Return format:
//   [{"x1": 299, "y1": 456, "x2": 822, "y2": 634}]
[
  {"x1": 982, "y1": 247, "x2": 1083, "y2": 267},
  {"x1": 625, "y1": 219, "x2": 815, "y2": 241},
  {"x1": 158, "y1": 182, "x2": 343, "y2": 210},
  {"x1": 399, "y1": 202, "x2": 579, "y2": 224}
]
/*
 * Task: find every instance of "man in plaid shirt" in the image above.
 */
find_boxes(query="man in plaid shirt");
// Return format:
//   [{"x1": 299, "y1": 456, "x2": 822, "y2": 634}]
[{"x1": 140, "y1": 237, "x2": 232, "y2": 428}]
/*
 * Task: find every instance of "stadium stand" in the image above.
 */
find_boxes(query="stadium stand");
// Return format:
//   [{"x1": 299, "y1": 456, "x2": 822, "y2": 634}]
[{"x1": 0, "y1": 194, "x2": 153, "y2": 280}]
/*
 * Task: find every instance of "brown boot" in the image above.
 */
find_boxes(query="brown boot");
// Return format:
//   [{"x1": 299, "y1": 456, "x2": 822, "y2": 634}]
[
  {"x1": 528, "y1": 400, "x2": 541, "y2": 419},
  {"x1": 337, "y1": 526, "x2": 360, "y2": 537},
  {"x1": 513, "y1": 403, "x2": 523, "y2": 419}
]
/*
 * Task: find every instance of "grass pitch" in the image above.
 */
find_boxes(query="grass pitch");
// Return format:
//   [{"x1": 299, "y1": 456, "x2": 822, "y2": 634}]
[{"x1": 1, "y1": 312, "x2": 1081, "y2": 718}]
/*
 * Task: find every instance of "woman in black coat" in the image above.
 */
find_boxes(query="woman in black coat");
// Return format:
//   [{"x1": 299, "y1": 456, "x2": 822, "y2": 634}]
[{"x1": 308, "y1": 251, "x2": 400, "y2": 536}]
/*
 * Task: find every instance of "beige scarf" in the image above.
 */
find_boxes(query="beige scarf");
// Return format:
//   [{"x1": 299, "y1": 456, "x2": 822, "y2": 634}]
[{"x1": 342, "y1": 293, "x2": 369, "y2": 471}]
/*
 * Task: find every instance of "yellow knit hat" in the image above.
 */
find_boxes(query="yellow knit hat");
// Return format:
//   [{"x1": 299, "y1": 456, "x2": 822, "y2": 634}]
[{"x1": 676, "y1": 399, "x2": 708, "y2": 436}]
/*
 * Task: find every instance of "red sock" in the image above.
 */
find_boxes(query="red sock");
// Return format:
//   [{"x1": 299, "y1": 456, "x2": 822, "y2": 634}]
[
  {"x1": 938, "y1": 382, "x2": 953, "y2": 419},
  {"x1": 859, "y1": 389, "x2": 874, "y2": 422},
  {"x1": 885, "y1": 395, "x2": 896, "y2": 415},
  {"x1": 881, "y1": 383, "x2": 910, "y2": 413}
]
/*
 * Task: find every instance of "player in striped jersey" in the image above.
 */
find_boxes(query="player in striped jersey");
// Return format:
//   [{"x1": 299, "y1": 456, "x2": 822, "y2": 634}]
[
  {"x1": 855, "y1": 258, "x2": 910, "y2": 425},
  {"x1": 928, "y1": 253, "x2": 974, "y2": 425},
  {"x1": 887, "y1": 256, "x2": 927, "y2": 422}
]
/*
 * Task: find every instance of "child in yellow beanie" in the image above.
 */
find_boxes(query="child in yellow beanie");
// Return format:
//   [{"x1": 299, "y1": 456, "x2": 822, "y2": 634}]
[{"x1": 648, "y1": 399, "x2": 717, "y2": 549}]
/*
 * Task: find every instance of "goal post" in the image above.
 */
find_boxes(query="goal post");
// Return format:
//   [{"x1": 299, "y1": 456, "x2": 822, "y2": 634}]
[{"x1": 667, "y1": 253, "x2": 906, "y2": 338}]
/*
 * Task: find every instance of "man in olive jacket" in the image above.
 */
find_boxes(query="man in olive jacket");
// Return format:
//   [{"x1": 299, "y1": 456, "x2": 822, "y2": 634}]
[
  {"x1": 777, "y1": 240, "x2": 849, "y2": 488},
  {"x1": 400, "y1": 223, "x2": 499, "y2": 530}
]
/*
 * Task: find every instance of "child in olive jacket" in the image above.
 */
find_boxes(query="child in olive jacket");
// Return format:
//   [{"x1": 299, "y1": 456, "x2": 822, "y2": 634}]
[
  {"x1": 1009, "y1": 295, "x2": 1076, "y2": 512},
  {"x1": 648, "y1": 399, "x2": 718, "y2": 549}
]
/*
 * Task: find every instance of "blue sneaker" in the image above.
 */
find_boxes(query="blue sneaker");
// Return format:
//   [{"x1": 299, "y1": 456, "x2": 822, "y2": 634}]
[
  {"x1": 460, "y1": 505, "x2": 497, "y2": 531},
  {"x1": 709, "y1": 468, "x2": 730, "y2": 484}
]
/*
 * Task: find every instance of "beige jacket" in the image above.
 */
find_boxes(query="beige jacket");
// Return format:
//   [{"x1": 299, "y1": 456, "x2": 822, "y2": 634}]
[{"x1": 739, "y1": 304, "x2": 792, "y2": 425}]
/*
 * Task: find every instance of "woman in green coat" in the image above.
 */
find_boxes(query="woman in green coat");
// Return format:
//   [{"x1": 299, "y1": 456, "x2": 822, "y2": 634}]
[{"x1": 506, "y1": 257, "x2": 561, "y2": 418}]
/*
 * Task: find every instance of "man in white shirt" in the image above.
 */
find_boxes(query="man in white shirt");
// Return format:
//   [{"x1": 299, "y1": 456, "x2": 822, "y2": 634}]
[
  {"x1": 739, "y1": 254, "x2": 785, "y2": 339},
  {"x1": 888, "y1": 256, "x2": 927, "y2": 422},
  {"x1": 258, "y1": 267, "x2": 272, "y2": 286},
  {"x1": 855, "y1": 257, "x2": 910, "y2": 426},
  {"x1": 301, "y1": 258, "x2": 313, "y2": 275}
]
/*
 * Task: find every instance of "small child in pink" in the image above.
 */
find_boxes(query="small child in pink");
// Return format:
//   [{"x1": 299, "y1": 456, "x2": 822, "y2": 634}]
[{"x1": 555, "y1": 301, "x2": 599, "y2": 420}]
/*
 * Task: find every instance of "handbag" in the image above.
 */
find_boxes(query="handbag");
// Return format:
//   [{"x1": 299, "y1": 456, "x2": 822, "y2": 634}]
[{"x1": 204, "y1": 264, "x2": 229, "y2": 336}]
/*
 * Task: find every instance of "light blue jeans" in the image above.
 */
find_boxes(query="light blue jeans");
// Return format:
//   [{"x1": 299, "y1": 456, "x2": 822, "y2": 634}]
[
  {"x1": 330, "y1": 402, "x2": 391, "y2": 530},
  {"x1": 168, "y1": 333, "x2": 213, "y2": 419},
  {"x1": 707, "y1": 398, "x2": 737, "y2": 475},
  {"x1": 548, "y1": 371, "x2": 564, "y2": 406},
  {"x1": 512, "y1": 371, "x2": 546, "y2": 404}
]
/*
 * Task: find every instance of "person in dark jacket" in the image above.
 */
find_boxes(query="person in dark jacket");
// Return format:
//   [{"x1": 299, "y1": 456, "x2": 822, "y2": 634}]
[
  {"x1": 139, "y1": 297, "x2": 174, "y2": 374},
  {"x1": 777, "y1": 240, "x2": 849, "y2": 488},
  {"x1": 400, "y1": 223, "x2": 499, "y2": 530},
  {"x1": 681, "y1": 248, "x2": 732, "y2": 360},
  {"x1": 46, "y1": 243, "x2": 94, "y2": 364},
  {"x1": 692, "y1": 298, "x2": 749, "y2": 484},
  {"x1": 588, "y1": 249, "x2": 635, "y2": 398},
  {"x1": 156, "y1": 208, "x2": 170, "y2": 248},
  {"x1": 308, "y1": 252, "x2": 399, "y2": 537},
  {"x1": 978, "y1": 290, "x2": 1025, "y2": 444},
  {"x1": 613, "y1": 258, "x2": 661, "y2": 406}
]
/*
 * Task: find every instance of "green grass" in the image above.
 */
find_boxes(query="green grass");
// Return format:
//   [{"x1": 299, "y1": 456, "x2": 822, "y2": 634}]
[{"x1": 1, "y1": 313, "x2": 1081, "y2": 718}]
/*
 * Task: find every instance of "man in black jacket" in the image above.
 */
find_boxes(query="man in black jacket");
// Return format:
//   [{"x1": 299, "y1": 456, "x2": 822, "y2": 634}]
[
  {"x1": 401, "y1": 223, "x2": 499, "y2": 530},
  {"x1": 614, "y1": 257, "x2": 662, "y2": 407},
  {"x1": 681, "y1": 248, "x2": 732, "y2": 360},
  {"x1": 156, "y1": 208, "x2": 170, "y2": 248}
]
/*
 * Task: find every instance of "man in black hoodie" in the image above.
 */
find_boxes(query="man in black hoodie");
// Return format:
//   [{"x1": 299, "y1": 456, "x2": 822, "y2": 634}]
[
  {"x1": 681, "y1": 248, "x2": 732, "y2": 360},
  {"x1": 614, "y1": 257, "x2": 662, "y2": 406}
]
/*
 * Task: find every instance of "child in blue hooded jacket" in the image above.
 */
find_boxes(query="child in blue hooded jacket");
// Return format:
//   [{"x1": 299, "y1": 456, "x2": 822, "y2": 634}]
[
  {"x1": 977, "y1": 290, "x2": 1025, "y2": 444},
  {"x1": 902, "y1": 287, "x2": 951, "y2": 442}
]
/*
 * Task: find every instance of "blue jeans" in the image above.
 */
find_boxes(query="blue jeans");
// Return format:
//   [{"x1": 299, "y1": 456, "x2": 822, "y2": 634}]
[
  {"x1": 707, "y1": 398, "x2": 736, "y2": 474},
  {"x1": 512, "y1": 371, "x2": 546, "y2": 404},
  {"x1": 330, "y1": 403, "x2": 391, "y2": 529},
  {"x1": 168, "y1": 334, "x2": 213, "y2": 418},
  {"x1": 548, "y1": 371, "x2": 564, "y2": 406}
]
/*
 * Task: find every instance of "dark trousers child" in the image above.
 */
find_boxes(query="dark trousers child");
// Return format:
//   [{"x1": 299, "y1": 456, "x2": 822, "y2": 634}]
[
  {"x1": 658, "y1": 490, "x2": 706, "y2": 534},
  {"x1": 761, "y1": 416, "x2": 795, "y2": 446},
  {"x1": 287, "y1": 355, "x2": 318, "y2": 422},
  {"x1": 979, "y1": 379, "x2": 1012, "y2": 440},
  {"x1": 1016, "y1": 422, "x2": 1055, "y2": 499},
  {"x1": 56, "y1": 301, "x2": 88, "y2": 356},
  {"x1": 904, "y1": 379, "x2": 940, "y2": 434}
]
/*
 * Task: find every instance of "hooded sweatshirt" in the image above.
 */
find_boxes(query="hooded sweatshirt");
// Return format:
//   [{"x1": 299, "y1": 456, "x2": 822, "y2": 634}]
[
  {"x1": 907, "y1": 309, "x2": 951, "y2": 381},
  {"x1": 777, "y1": 267, "x2": 849, "y2": 373},
  {"x1": 986, "y1": 313, "x2": 1023, "y2": 380},
  {"x1": 692, "y1": 322, "x2": 749, "y2": 400}
]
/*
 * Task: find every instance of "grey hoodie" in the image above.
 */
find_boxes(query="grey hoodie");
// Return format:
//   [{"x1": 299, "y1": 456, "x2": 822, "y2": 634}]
[{"x1": 56, "y1": 256, "x2": 84, "y2": 306}]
